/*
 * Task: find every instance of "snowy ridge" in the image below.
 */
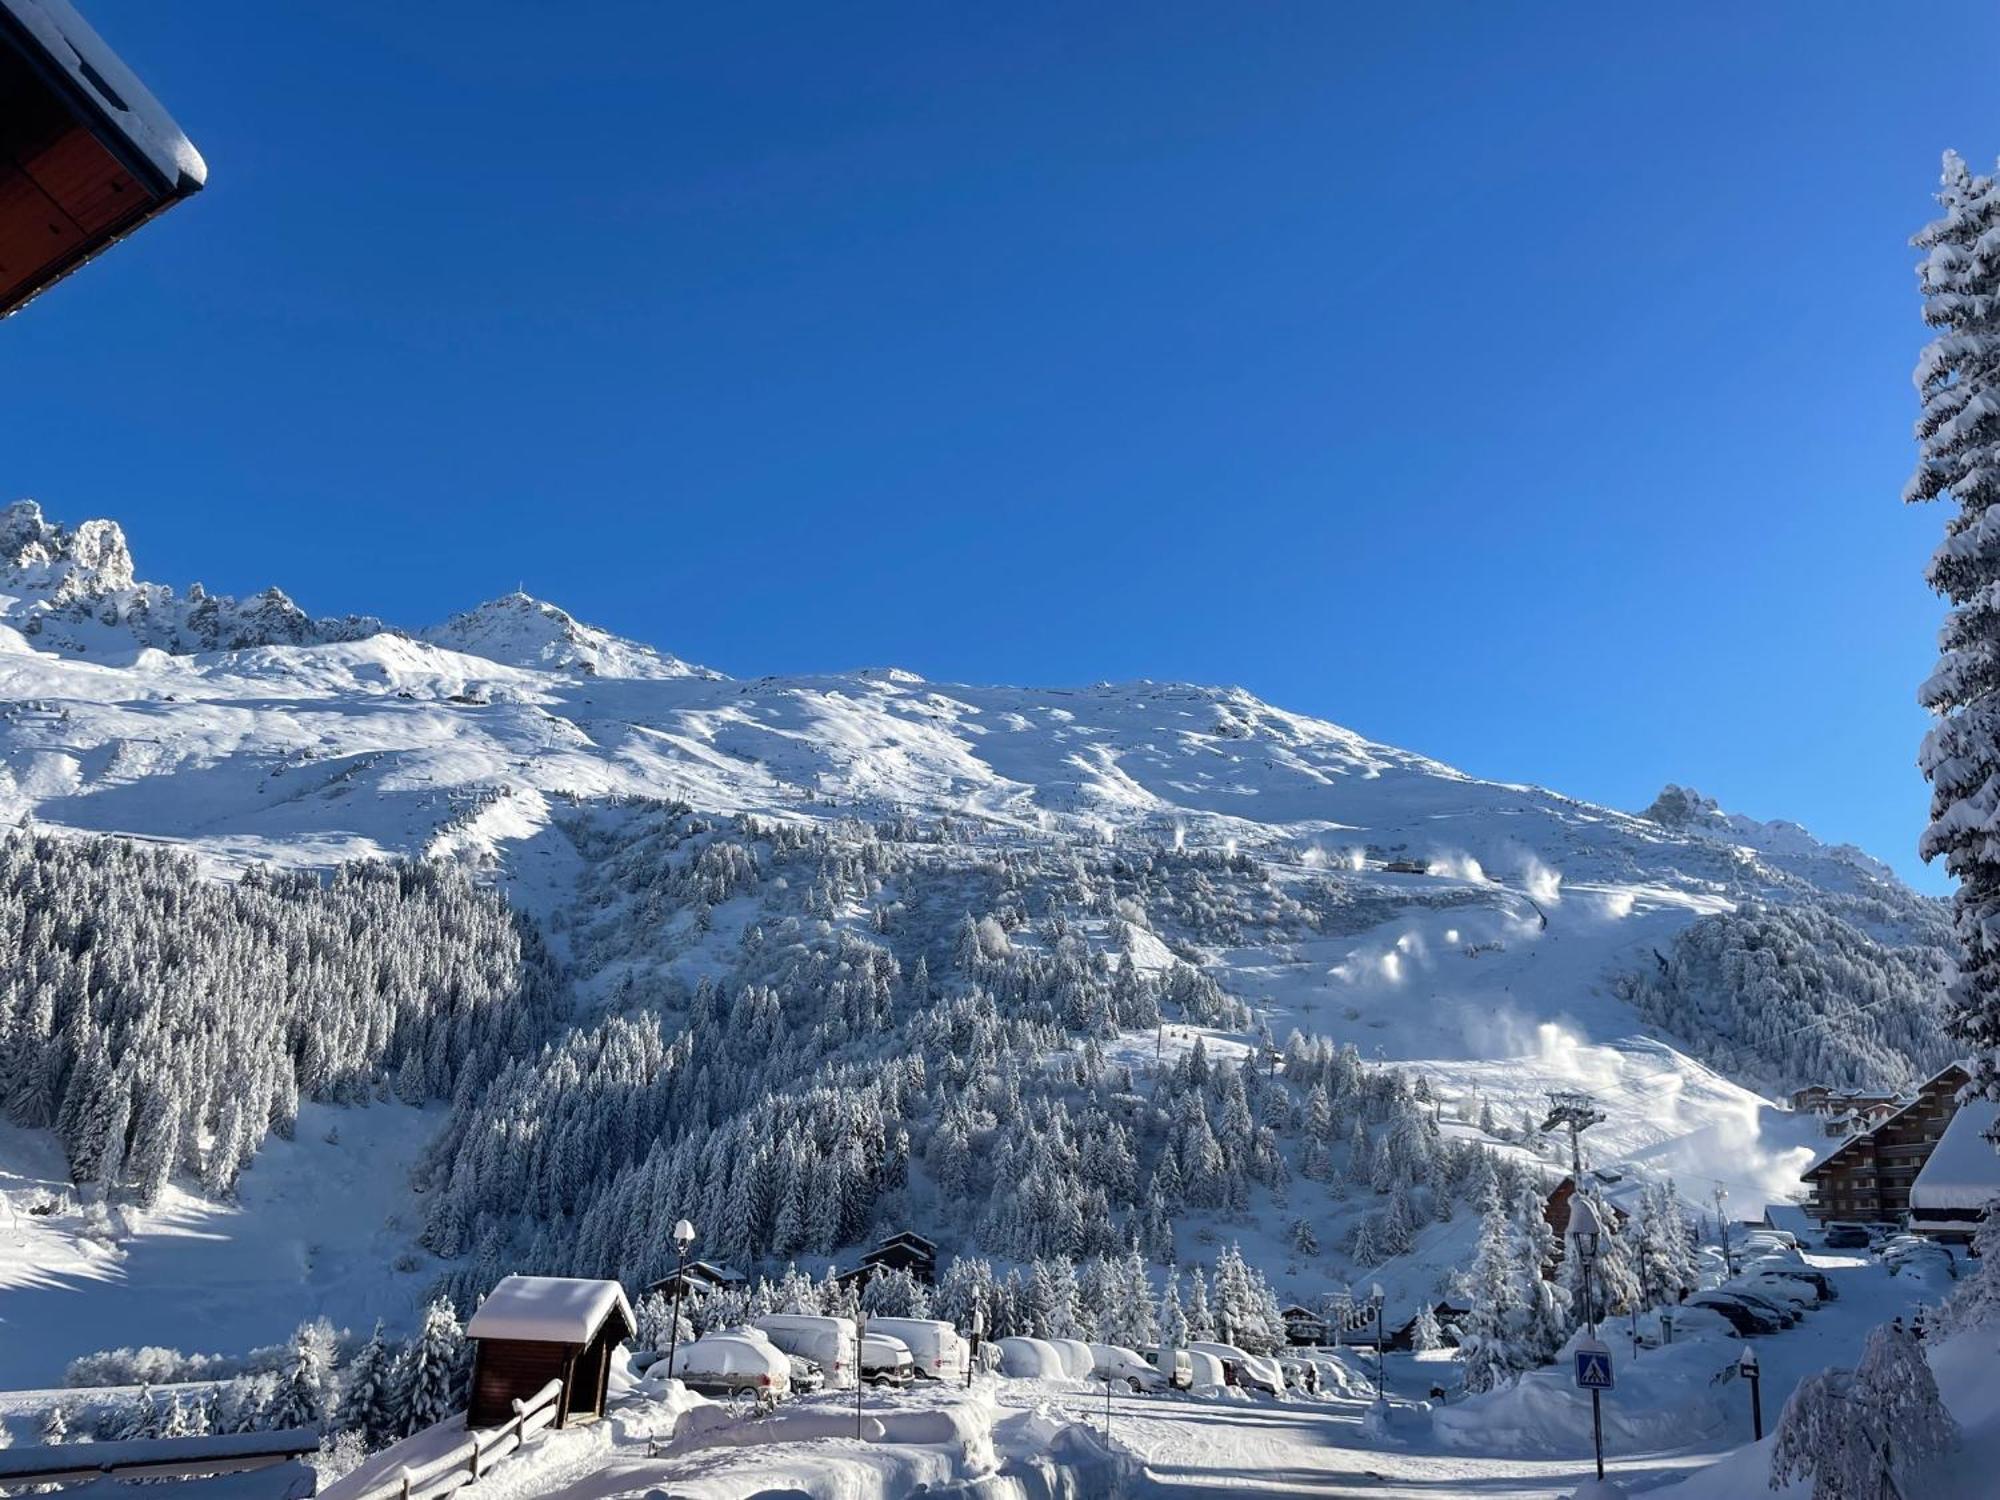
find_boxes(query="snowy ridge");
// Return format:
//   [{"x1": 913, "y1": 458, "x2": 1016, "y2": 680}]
[{"x1": 0, "y1": 501, "x2": 1958, "y2": 1397}]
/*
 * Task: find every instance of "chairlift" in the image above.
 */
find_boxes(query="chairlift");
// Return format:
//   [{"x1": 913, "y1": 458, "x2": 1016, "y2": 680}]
[{"x1": 0, "y1": 0, "x2": 205, "y2": 316}]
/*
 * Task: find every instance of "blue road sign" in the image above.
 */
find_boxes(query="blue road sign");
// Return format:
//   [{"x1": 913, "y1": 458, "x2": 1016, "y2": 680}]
[{"x1": 1574, "y1": 1346, "x2": 1615, "y2": 1391}]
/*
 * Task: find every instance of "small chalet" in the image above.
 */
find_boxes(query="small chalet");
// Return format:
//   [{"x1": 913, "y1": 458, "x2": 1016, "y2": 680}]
[
  {"x1": 645, "y1": 1260, "x2": 745, "y2": 1302},
  {"x1": 1388, "y1": 1300, "x2": 1468, "y2": 1351},
  {"x1": 1280, "y1": 1304, "x2": 1328, "y2": 1346},
  {"x1": 839, "y1": 1229, "x2": 939, "y2": 1289},
  {"x1": 1907, "y1": 1099, "x2": 2000, "y2": 1245},
  {"x1": 464, "y1": 1276, "x2": 635, "y2": 1430},
  {"x1": 1800, "y1": 1063, "x2": 1972, "y2": 1224}
]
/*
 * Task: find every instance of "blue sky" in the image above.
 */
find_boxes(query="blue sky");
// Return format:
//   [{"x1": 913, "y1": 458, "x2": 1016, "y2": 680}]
[{"x1": 5, "y1": 3, "x2": 1992, "y2": 891}]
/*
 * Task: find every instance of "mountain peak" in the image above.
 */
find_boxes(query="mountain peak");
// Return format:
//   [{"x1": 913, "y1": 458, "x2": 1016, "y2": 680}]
[
  {"x1": 1, "y1": 500, "x2": 136, "y2": 601},
  {"x1": 1, "y1": 499, "x2": 385, "y2": 657},
  {"x1": 420, "y1": 592, "x2": 720, "y2": 681}
]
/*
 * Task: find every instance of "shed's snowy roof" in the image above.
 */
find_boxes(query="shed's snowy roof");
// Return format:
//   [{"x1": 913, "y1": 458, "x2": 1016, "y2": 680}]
[
  {"x1": 1910, "y1": 1101, "x2": 2000, "y2": 1213},
  {"x1": 2, "y1": 0, "x2": 207, "y2": 187},
  {"x1": 465, "y1": 1276, "x2": 634, "y2": 1345},
  {"x1": 1762, "y1": 1203, "x2": 1814, "y2": 1235}
]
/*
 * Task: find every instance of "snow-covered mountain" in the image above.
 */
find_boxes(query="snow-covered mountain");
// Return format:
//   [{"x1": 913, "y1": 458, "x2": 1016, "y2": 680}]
[{"x1": 0, "y1": 501, "x2": 1955, "y2": 1386}]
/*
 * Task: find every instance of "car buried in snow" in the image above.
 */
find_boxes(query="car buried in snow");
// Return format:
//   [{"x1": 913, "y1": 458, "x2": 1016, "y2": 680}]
[{"x1": 1686, "y1": 1291, "x2": 1788, "y2": 1336}]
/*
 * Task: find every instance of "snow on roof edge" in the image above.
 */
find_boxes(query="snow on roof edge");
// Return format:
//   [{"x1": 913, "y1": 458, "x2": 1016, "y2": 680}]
[
  {"x1": 464, "y1": 1275, "x2": 634, "y2": 1345},
  {"x1": 4, "y1": 0, "x2": 207, "y2": 186},
  {"x1": 1910, "y1": 1100, "x2": 2000, "y2": 1213}
]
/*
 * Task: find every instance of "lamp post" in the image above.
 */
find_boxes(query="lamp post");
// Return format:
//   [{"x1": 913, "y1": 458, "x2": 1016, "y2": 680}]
[
  {"x1": 855, "y1": 1310, "x2": 867, "y2": 1440},
  {"x1": 666, "y1": 1218, "x2": 695, "y2": 1386},
  {"x1": 1661, "y1": 1310, "x2": 1674, "y2": 1346},
  {"x1": 967, "y1": 1307, "x2": 983, "y2": 1389},
  {"x1": 1369, "y1": 1283, "x2": 1387, "y2": 1403},
  {"x1": 1567, "y1": 1196, "x2": 1606, "y2": 1484},
  {"x1": 1738, "y1": 1346, "x2": 1762, "y2": 1441}
]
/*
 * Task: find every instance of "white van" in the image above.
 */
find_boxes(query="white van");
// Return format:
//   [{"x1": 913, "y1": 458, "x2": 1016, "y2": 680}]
[
  {"x1": 866, "y1": 1316, "x2": 969, "y2": 1381},
  {"x1": 754, "y1": 1314, "x2": 859, "y2": 1390}
]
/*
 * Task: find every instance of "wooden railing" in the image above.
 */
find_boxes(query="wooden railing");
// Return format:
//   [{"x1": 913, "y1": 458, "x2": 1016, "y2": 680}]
[
  {"x1": 345, "y1": 1380, "x2": 564, "y2": 1500},
  {"x1": 0, "y1": 1427, "x2": 320, "y2": 1491}
]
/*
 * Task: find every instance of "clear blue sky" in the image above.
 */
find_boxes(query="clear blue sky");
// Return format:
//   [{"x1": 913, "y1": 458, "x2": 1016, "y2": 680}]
[{"x1": 5, "y1": 3, "x2": 1991, "y2": 891}]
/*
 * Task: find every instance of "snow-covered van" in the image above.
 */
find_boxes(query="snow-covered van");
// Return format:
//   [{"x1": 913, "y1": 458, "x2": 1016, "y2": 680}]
[
  {"x1": 1190, "y1": 1340, "x2": 1285, "y2": 1396},
  {"x1": 995, "y1": 1336, "x2": 1068, "y2": 1379},
  {"x1": 1049, "y1": 1338, "x2": 1096, "y2": 1381},
  {"x1": 865, "y1": 1316, "x2": 968, "y2": 1381},
  {"x1": 658, "y1": 1333, "x2": 789, "y2": 1399},
  {"x1": 754, "y1": 1314, "x2": 859, "y2": 1389},
  {"x1": 1184, "y1": 1349, "x2": 1227, "y2": 1391}
]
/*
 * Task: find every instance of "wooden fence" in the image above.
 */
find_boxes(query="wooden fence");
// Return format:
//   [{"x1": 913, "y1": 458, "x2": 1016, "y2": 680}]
[
  {"x1": 0, "y1": 1427, "x2": 320, "y2": 1491},
  {"x1": 343, "y1": 1379, "x2": 564, "y2": 1500}
]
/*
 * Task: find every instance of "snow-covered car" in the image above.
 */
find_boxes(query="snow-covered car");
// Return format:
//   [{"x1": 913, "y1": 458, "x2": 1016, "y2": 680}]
[
  {"x1": 1687, "y1": 1292, "x2": 1787, "y2": 1336},
  {"x1": 1882, "y1": 1237, "x2": 1956, "y2": 1290},
  {"x1": 865, "y1": 1316, "x2": 969, "y2": 1381},
  {"x1": 1741, "y1": 1228, "x2": 1797, "y2": 1252},
  {"x1": 1728, "y1": 1272, "x2": 1818, "y2": 1311},
  {"x1": 657, "y1": 1333, "x2": 790, "y2": 1399},
  {"x1": 1184, "y1": 1349, "x2": 1228, "y2": 1392},
  {"x1": 1189, "y1": 1341, "x2": 1285, "y2": 1396},
  {"x1": 1740, "y1": 1258, "x2": 1835, "y2": 1300},
  {"x1": 786, "y1": 1354, "x2": 825, "y2": 1393},
  {"x1": 754, "y1": 1314, "x2": 859, "y2": 1389},
  {"x1": 996, "y1": 1336, "x2": 1069, "y2": 1379},
  {"x1": 1725, "y1": 1287, "x2": 1802, "y2": 1326},
  {"x1": 1090, "y1": 1342, "x2": 1171, "y2": 1392},
  {"x1": 1048, "y1": 1338, "x2": 1096, "y2": 1381},
  {"x1": 1738, "y1": 1237, "x2": 1806, "y2": 1266},
  {"x1": 860, "y1": 1332, "x2": 915, "y2": 1386},
  {"x1": 1822, "y1": 1222, "x2": 1872, "y2": 1250},
  {"x1": 1278, "y1": 1356, "x2": 1321, "y2": 1395}
]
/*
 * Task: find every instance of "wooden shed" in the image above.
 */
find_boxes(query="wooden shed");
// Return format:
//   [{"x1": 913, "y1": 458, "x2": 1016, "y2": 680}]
[{"x1": 464, "y1": 1276, "x2": 635, "y2": 1430}]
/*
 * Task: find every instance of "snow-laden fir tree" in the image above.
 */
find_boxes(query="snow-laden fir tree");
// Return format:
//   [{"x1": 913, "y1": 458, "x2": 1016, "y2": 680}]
[
  {"x1": 337, "y1": 1322, "x2": 397, "y2": 1450},
  {"x1": 1409, "y1": 1302, "x2": 1445, "y2": 1354},
  {"x1": 1770, "y1": 1322, "x2": 1957, "y2": 1500},
  {"x1": 1457, "y1": 1190, "x2": 1526, "y2": 1392},
  {"x1": 1909, "y1": 151, "x2": 2000, "y2": 1098},
  {"x1": 1159, "y1": 1269, "x2": 1190, "y2": 1352},
  {"x1": 397, "y1": 1299, "x2": 469, "y2": 1436},
  {"x1": 265, "y1": 1318, "x2": 339, "y2": 1435}
]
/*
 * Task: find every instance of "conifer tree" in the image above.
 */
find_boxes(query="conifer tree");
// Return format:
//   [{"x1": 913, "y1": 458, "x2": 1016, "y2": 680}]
[{"x1": 1910, "y1": 150, "x2": 2000, "y2": 1096}]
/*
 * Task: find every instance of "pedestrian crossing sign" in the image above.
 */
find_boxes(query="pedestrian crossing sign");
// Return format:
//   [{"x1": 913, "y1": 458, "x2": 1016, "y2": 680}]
[{"x1": 1574, "y1": 1340, "x2": 1614, "y2": 1391}]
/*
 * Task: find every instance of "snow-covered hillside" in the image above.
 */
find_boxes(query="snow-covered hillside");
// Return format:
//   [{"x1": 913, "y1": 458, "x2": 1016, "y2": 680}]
[{"x1": 0, "y1": 500, "x2": 1957, "y2": 1383}]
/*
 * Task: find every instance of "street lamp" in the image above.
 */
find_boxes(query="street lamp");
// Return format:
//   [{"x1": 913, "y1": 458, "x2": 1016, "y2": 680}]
[
  {"x1": 1738, "y1": 1346, "x2": 1762, "y2": 1440},
  {"x1": 1567, "y1": 1195, "x2": 1607, "y2": 1484},
  {"x1": 666, "y1": 1218, "x2": 695, "y2": 1387},
  {"x1": 1567, "y1": 1196, "x2": 1601, "y2": 1336},
  {"x1": 1369, "y1": 1283, "x2": 1387, "y2": 1403}
]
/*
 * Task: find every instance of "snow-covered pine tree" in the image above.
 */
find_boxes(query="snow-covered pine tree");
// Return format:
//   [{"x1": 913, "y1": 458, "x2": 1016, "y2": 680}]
[
  {"x1": 337, "y1": 1322, "x2": 397, "y2": 1449},
  {"x1": 1159, "y1": 1269, "x2": 1191, "y2": 1351},
  {"x1": 397, "y1": 1299, "x2": 469, "y2": 1436},
  {"x1": 265, "y1": 1318, "x2": 339, "y2": 1435},
  {"x1": 1183, "y1": 1267, "x2": 1215, "y2": 1340},
  {"x1": 1456, "y1": 1191, "x2": 1524, "y2": 1393},
  {"x1": 1409, "y1": 1303, "x2": 1444, "y2": 1353},
  {"x1": 1910, "y1": 151, "x2": 2000, "y2": 1099},
  {"x1": 1770, "y1": 1322, "x2": 1957, "y2": 1499}
]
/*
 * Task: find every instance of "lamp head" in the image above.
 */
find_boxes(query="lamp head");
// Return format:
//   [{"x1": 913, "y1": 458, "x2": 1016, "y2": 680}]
[
  {"x1": 1567, "y1": 1196, "x2": 1602, "y2": 1258},
  {"x1": 672, "y1": 1218, "x2": 696, "y2": 1251},
  {"x1": 1739, "y1": 1345, "x2": 1758, "y2": 1374}
]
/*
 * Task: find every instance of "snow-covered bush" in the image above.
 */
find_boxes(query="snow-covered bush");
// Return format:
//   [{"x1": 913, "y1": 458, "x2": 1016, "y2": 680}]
[{"x1": 1769, "y1": 1322, "x2": 1956, "y2": 1499}]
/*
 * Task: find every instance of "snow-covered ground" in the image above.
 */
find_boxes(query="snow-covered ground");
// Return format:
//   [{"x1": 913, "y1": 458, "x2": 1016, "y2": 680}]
[
  {"x1": 291, "y1": 1238, "x2": 1960, "y2": 1500},
  {"x1": 0, "y1": 1103, "x2": 435, "y2": 1388}
]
